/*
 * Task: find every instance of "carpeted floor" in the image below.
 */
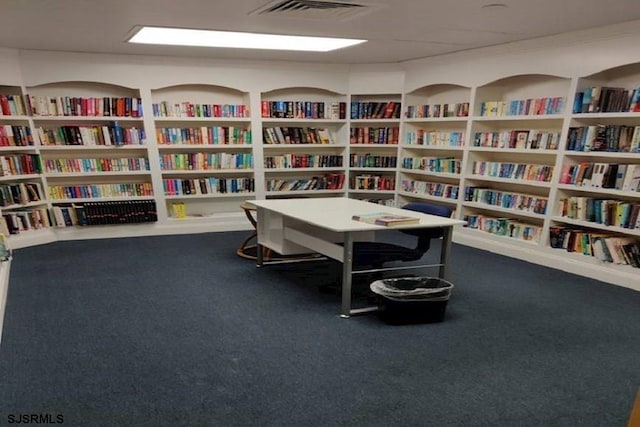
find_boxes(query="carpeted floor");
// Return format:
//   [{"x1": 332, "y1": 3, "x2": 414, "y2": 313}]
[{"x1": 0, "y1": 231, "x2": 638, "y2": 426}]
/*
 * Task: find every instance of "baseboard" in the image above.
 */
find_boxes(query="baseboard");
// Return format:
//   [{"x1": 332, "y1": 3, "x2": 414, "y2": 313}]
[
  {"x1": 0, "y1": 259, "x2": 12, "y2": 345},
  {"x1": 9, "y1": 215, "x2": 252, "y2": 249},
  {"x1": 454, "y1": 230, "x2": 640, "y2": 292}
]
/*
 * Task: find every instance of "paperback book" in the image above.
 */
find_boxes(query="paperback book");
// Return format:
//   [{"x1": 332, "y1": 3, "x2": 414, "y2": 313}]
[{"x1": 352, "y1": 212, "x2": 420, "y2": 227}]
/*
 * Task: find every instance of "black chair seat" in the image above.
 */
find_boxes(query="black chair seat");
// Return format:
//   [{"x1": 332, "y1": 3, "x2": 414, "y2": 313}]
[
  {"x1": 352, "y1": 202, "x2": 453, "y2": 269},
  {"x1": 353, "y1": 241, "x2": 423, "y2": 267}
]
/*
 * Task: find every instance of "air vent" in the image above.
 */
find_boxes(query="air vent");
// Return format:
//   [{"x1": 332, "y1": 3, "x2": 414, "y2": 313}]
[{"x1": 251, "y1": 0, "x2": 376, "y2": 21}]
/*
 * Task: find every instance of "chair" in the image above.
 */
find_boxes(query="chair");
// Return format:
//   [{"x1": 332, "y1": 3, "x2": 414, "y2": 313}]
[
  {"x1": 352, "y1": 202, "x2": 453, "y2": 269},
  {"x1": 318, "y1": 201, "x2": 452, "y2": 297}
]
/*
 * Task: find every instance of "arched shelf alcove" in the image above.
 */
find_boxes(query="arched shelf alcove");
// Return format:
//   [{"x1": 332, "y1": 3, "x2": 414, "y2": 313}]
[
  {"x1": 474, "y1": 74, "x2": 571, "y2": 118},
  {"x1": 574, "y1": 62, "x2": 640, "y2": 115},
  {"x1": 150, "y1": 84, "x2": 250, "y2": 119},
  {"x1": 404, "y1": 83, "x2": 471, "y2": 120},
  {"x1": 260, "y1": 86, "x2": 347, "y2": 121}
]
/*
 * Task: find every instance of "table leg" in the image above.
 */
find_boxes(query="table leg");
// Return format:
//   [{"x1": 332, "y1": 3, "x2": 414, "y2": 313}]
[
  {"x1": 340, "y1": 232, "x2": 353, "y2": 318},
  {"x1": 439, "y1": 226, "x2": 453, "y2": 280},
  {"x1": 257, "y1": 243, "x2": 264, "y2": 267}
]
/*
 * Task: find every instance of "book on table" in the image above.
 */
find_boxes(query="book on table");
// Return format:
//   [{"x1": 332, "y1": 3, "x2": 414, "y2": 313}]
[{"x1": 352, "y1": 212, "x2": 420, "y2": 227}]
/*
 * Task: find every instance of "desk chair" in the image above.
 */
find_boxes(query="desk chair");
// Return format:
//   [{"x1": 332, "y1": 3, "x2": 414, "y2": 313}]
[
  {"x1": 320, "y1": 202, "x2": 452, "y2": 297},
  {"x1": 352, "y1": 202, "x2": 453, "y2": 269}
]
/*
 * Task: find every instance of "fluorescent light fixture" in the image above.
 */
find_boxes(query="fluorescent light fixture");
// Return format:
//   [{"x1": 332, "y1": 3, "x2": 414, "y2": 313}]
[{"x1": 128, "y1": 26, "x2": 366, "y2": 52}]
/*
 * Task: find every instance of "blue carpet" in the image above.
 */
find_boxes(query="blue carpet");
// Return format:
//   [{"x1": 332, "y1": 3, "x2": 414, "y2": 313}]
[{"x1": 0, "y1": 231, "x2": 638, "y2": 426}]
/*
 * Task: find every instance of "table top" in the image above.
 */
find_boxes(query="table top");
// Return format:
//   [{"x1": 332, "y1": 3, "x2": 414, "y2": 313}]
[{"x1": 249, "y1": 197, "x2": 466, "y2": 233}]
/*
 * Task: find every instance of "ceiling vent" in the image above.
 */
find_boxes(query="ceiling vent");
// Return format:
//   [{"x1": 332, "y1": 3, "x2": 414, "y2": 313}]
[{"x1": 250, "y1": 0, "x2": 377, "y2": 21}]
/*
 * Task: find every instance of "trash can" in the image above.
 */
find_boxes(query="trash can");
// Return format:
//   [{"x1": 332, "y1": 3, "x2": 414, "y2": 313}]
[{"x1": 370, "y1": 277, "x2": 454, "y2": 325}]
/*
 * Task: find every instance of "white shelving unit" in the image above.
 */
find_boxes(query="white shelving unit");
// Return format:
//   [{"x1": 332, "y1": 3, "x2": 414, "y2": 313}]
[
  {"x1": 260, "y1": 87, "x2": 348, "y2": 199},
  {"x1": 348, "y1": 93, "x2": 401, "y2": 205},
  {"x1": 150, "y1": 84, "x2": 253, "y2": 223},
  {"x1": 0, "y1": 85, "x2": 54, "y2": 248}
]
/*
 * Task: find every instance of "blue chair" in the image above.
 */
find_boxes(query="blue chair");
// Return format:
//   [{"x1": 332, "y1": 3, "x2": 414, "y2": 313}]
[{"x1": 352, "y1": 202, "x2": 453, "y2": 269}]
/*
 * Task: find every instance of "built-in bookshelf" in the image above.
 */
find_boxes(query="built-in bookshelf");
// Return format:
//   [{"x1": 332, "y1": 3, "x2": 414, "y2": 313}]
[
  {"x1": 261, "y1": 87, "x2": 348, "y2": 198},
  {"x1": 399, "y1": 84, "x2": 469, "y2": 209},
  {"x1": 0, "y1": 85, "x2": 50, "y2": 247},
  {"x1": 348, "y1": 93, "x2": 401, "y2": 203},
  {"x1": 27, "y1": 82, "x2": 155, "y2": 236},
  {"x1": 151, "y1": 84, "x2": 253, "y2": 221},
  {"x1": 547, "y1": 64, "x2": 640, "y2": 278},
  {"x1": 457, "y1": 75, "x2": 568, "y2": 254}
]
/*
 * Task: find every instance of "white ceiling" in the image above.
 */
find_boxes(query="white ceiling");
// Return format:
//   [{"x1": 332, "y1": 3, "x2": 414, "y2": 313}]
[{"x1": 2, "y1": 0, "x2": 640, "y2": 64}]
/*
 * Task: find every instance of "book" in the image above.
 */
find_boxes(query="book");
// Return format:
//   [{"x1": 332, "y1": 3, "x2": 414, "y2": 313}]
[{"x1": 352, "y1": 212, "x2": 420, "y2": 227}]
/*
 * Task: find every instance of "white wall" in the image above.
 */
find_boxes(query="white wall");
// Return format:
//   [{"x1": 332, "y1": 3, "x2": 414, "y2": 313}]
[
  {"x1": 16, "y1": 50, "x2": 356, "y2": 94},
  {"x1": 0, "y1": 48, "x2": 23, "y2": 85},
  {"x1": 4, "y1": 19, "x2": 640, "y2": 94},
  {"x1": 401, "y1": 20, "x2": 640, "y2": 91}
]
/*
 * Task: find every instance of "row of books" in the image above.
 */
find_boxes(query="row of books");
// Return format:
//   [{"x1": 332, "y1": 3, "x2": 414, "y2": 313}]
[
  {"x1": 36, "y1": 123, "x2": 146, "y2": 146},
  {"x1": 351, "y1": 175, "x2": 395, "y2": 191},
  {"x1": 400, "y1": 179, "x2": 459, "y2": 200},
  {"x1": 0, "y1": 125, "x2": 36, "y2": 146},
  {"x1": 360, "y1": 198, "x2": 397, "y2": 207},
  {"x1": 48, "y1": 183, "x2": 154, "y2": 200},
  {"x1": 0, "y1": 154, "x2": 42, "y2": 176},
  {"x1": 350, "y1": 101, "x2": 401, "y2": 120},
  {"x1": 404, "y1": 130, "x2": 465, "y2": 147},
  {"x1": 152, "y1": 102, "x2": 249, "y2": 118},
  {"x1": 470, "y1": 161, "x2": 554, "y2": 183},
  {"x1": 265, "y1": 173, "x2": 345, "y2": 192},
  {"x1": 0, "y1": 94, "x2": 27, "y2": 116},
  {"x1": 156, "y1": 126, "x2": 252, "y2": 145},
  {"x1": 463, "y1": 214, "x2": 541, "y2": 242},
  {"x1": 3, "y1": 208, "x2": 49, "y2": 234},
  {"x1": 350, "y1": 154, "x2": 397, "y2": 168},
  {"x1": 572, "y1": 86, "x2": 640, "y2": 114},
  {"x1": 264, "y1": 154, "x2": 343, "y2": 169},
  {"x1": 566, "y1": 125, "x2": 640, "y2": 153},
  {"x1": 473, "y1": 130, "x2": 561, "y2": 150},
  {"x1": 464, "y1": 186, "x2": 548, "y2": 214},
  {"x1": 28, "y1": 95, "x2": 143, "y2": 118},
  {"x1": 159, "y1": 153, "x2": 253, "y2": 171},
  {"x1": 349, "y1": 127, "x2": 399, "y2": 145},
  {"x1": 260, "y1": 101, "x2": 346, "y2": 120},
  {"x1": 43, "y1": 157, "x2": 150, "y2": 174},
  {"x1": 549, "y1": 226, "x2": 640, "y2": 268},
  {"x1": 1, "y1": 200, "x2": 158, "y2": 233},
  {"x1": 405, "y1": 103, "x2": 470, "y2": 119},
  {"x1": 263, "y1": 127, "x2": 333, "y2": 145},
  {"x1": 0, "y1": 182, "x2": 43, "y2": 207},
  {"x1": 402, "y1": 156, "x2": 461, "y2": 174},
  {"x1": 557, "y1": 197, "x2": 640, "y2": 229},
  {"x1": 558, "y1": 163, "x2": 640, "y2": 191},
  {"x1": 478, "y1": 97, "x2": 565, "y2": 117},
  {"x1": 163, "y1": 177, "x2": 254, "y2": 196}
]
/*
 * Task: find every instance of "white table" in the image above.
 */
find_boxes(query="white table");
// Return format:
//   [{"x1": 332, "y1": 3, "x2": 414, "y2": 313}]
[{"x1": 250, "y1": 197, "x2": 466, "y2": 318}]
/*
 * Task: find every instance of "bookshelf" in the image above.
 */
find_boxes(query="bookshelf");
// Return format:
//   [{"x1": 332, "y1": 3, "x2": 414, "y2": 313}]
[
  {"x1": 348, "y1": 93, "x2": 401, "y2": 204},
  {"x1": 260, "y1": 87, "x2": 348, "y2": 198},
  {"x1": 151, "y1": 84, "x2": 254, "y2": 222},
  {"x1": 27, "y1": 82, "x2": 155, "y2": 235},
  {"x1": 548, "y1": 64, "x2": 640, "y2": 281},
  {"x1": 399, "y1": 84, "x2": 469, "y2": 210},
  {"x1": 0, "y1": 85, "x2": 51, "y2": 247}
]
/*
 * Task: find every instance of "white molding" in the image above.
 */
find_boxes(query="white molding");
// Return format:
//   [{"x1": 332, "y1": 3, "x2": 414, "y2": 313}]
[
  {"x1": 454, "y1": 229, "x2": 640, "y2": 292},
  {"x1": 0, "y1": 259, "x2": 12, "y2": 345}
]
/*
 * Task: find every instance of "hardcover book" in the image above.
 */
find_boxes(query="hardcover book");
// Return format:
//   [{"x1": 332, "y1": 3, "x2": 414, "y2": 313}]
[{"x1": 352, "y1": 212, "x2": 420, "y2": 227}]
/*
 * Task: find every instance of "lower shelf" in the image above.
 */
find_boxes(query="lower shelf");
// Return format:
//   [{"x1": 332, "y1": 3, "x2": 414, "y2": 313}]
[{"x1": 454, "y1": 228, "x2": 640, "y2": 291}]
